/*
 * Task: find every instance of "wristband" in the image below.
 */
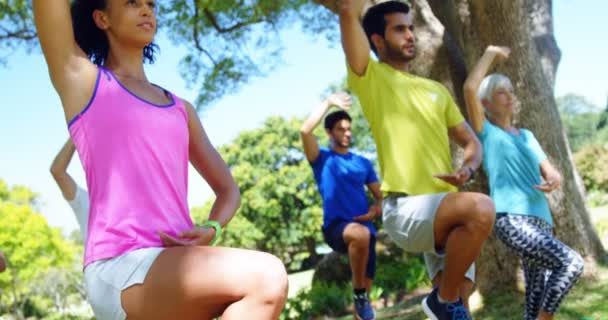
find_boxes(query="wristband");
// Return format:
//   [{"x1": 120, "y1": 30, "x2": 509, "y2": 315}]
[{"x1": 200, "y1": 220, "x2": 222, "y2": 246}]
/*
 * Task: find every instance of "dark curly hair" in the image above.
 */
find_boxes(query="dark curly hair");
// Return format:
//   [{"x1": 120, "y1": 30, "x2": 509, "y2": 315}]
[
  {"x1": 71, "y1": 0, "x2": 158, "y2": 65},
  {"x1": 362, "y1": 1, "x2": 410, "y2": 55},
  {"x1": 324, "y1": 111, "x2": 352, "y2": 131}
]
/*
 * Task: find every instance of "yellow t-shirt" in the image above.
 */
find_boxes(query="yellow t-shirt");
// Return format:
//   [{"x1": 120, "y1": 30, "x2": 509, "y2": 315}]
[{"x1": 347, "y1": 58, "x2": 465, "y2": 195}]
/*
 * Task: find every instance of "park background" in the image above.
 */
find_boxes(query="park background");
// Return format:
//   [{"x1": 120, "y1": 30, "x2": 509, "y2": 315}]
[{"x1": 0, "y1": 0, "x2": 607, "y2": 319}]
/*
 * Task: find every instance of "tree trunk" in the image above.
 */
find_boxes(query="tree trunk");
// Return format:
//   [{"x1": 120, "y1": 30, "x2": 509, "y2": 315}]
[{"x1": 317, "y1": 0, "x2": 605, "y2": 294}]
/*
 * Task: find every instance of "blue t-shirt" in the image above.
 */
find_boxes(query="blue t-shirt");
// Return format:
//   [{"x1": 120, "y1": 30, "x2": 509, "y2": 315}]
[
  {"x1": 479, "y1": 120, "x2": 553, "y2": 225},
  {"x1": 310, "y1": 147, "x2": 379, "y2": 232}
]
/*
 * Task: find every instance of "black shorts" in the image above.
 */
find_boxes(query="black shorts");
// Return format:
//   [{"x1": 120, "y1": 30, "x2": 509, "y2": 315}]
[{"x1": 322, "y1": 220, "x2": 376, "y2": 279}]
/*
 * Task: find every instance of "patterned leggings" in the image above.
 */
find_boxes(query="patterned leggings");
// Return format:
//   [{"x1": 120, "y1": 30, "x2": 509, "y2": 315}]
[{"x1": 495, "y1": 214, "x2": 584, "y2": 319}]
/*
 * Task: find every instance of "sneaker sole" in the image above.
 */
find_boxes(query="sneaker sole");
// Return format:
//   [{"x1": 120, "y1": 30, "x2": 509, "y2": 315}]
[{"x1": 421, "y1": 297, "x2": 439, "y2": 320}]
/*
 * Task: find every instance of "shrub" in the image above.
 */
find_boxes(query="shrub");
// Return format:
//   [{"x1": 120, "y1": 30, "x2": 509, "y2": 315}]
[
  {"x1": 281, "y1": 281, "x2": 351, "y2": 320},
  {"x1": 375, "y1": 253, "x2": 429, "y2": 295},
  {"x1": 282, "y1": 252, "x2": 430, "y2": 319},
  {"x1": 574, "y1": 144, "x2": 608, "y2": 193}
]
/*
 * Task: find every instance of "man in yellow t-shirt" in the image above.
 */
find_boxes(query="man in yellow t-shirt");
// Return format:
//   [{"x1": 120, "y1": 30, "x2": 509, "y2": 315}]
[{"x1": 339, "y1": 1, "x2": 496, "y2": 319}]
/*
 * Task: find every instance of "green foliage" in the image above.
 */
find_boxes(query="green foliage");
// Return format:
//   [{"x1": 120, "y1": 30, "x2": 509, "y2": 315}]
[
  {"x1": 593, "y1": 125, "x2": 608, "y2": 146},
  {"x1": 574, "y1": 144, "x2": 608, "y2": 193},
  {"x1": 191, "y1": 200, "x2": 265, "y2": 249},
  {"x1": 557, "y1": 94, "x2": 602, "y2": 152},
  {"x1": 30, "y1": 265, "x2": 87, "y2": 317},
  {"x1": 373, "y1": 253, "x2": 429, "y2": 303},
  {"x1": 0, "y1": 182, "x2": 79, "y2": 316},
  {"x1": 42, "y1": 314, "x2": 91, "y2": 320},
  {"x1": 0, "y1": 179, "x2": 8, "y2": 200},
  {"x1": 210, "y1": 116, "x2": 323, "y2": 270},
  {"x1": 157, "y1": 0, "x2": 336, "y2": 108},
  {"x1": 198, "y1": 95, "x2": 375, "y2": 270},
  {"x1": 282, "y1": 252, "x2": 429, "y2": 319},
  {"x1": 587, "y1": 190, "x2": 608, "y2": 208},
  {"x1": 563, "y1": 111, "x2": 600, "y2": 152},
  {"x1": 1, "y1": 1, "x2": 338, "y2": 106},
  {"x1": 595, "y1": 216, "x2": 608, "y2": 241},
  {"x1": 597, "y1": 104, "x2": 608, "y2": 131},
  {"x1": 281, "y1": 281, "x2": 352, "y2": 320},
  {"x1": 306, "y1": 282, "x2": 352, "y2": 317},
  {"x1": 0, "y1": 0, "x2": 36, "y2": 65},
  {"x1": 6, "y1": 184, "x2": 38, "y2": 207},
  {"x1": 281, "y1": 288, "x2": 312, "y2": 320},
  {"x1": 557, "y1": 94, "x2": 601, "y2": 114}
]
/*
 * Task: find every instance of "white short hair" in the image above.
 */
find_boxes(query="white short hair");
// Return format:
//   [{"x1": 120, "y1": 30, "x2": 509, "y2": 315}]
[{"x1": 478, "y1": 73, "x2": 513, "y2": 102}]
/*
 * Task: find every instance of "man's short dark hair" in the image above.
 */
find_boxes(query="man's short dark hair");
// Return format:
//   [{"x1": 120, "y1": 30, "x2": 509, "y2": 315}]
[
  {"x1": 324, "y1": 111, "x2": 352, "y2": 130},
  {"x1": 362, "y1": 1, "x2": 411, "y2": 55}
]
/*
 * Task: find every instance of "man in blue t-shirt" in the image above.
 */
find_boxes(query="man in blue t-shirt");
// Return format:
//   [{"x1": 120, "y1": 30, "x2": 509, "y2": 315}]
[{"x1": 300, "y1": 92, "x2": 383, "y2": 320}]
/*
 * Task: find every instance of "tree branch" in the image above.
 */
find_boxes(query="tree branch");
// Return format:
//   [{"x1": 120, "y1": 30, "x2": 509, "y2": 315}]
[
  {"x1": 202, "y1": 8, "x2": 264, "y2": 34},
  {"x1": 0, "y1": 25, "x2": 36, "y2": 40},
  {"x1": 192, "y1": 0, "x2": 217, "y2": 66},
  {"x1": 312, "y1": 0, "x2": 341, "y2": 14}
]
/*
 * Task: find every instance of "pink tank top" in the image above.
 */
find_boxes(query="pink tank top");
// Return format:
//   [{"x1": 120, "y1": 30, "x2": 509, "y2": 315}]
[{"x1": 69, "y1": 67, "x2": 193, "y2": 266}]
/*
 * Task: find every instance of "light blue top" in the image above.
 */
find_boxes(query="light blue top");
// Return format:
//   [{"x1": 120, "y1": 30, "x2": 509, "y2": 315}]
[{"x1": 479, "y1": 120, "x2": 552, "y2": 225}]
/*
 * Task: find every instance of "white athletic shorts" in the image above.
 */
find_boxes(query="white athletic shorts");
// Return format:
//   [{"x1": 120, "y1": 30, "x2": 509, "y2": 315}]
[
  {"x1": 383, "y1": 193, "x2": 476, "y2": 282},
  {"x1": 84, "y1": 247, "x2": 164, "y2": 320}
]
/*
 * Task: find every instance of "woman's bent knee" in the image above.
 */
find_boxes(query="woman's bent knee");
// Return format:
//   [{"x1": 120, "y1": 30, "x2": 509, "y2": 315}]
[{"x1": 253, "y1": 253, "x2": 289, "y2": 302}]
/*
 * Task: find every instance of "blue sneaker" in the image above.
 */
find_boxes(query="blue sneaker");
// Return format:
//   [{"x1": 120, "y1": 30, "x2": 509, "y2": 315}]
[
  {"x1": 353, "y1": 292, "x2": 375, "y2": 320},
  {"x1": 422, "y1": 288, "x2": 471, "y2": 320}
]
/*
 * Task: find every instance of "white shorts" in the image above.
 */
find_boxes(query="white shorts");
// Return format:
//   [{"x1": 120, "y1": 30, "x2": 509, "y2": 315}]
[
  {"x1": 383, "y1": 193, "x2": 448, "y2": 254},
  {"x1": 84, "y1": 247, "x2": 164, "y2": 320},
  {"x1": 383, "y1": 192, "x2": 476, "y2": 282},
  {"x1": 424, "y1": 252, "x2": 476, "y2": 283}
]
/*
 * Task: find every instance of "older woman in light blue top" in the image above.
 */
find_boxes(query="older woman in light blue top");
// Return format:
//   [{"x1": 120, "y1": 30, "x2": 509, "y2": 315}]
[{"x1": 464, "y1": 45, "x2": 584, "y2": 320}]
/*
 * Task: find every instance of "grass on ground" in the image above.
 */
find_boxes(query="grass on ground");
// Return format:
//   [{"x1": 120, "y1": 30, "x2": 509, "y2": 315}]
[{"x1": 331, "y1": 263, "x2": 608, "y2": 319}]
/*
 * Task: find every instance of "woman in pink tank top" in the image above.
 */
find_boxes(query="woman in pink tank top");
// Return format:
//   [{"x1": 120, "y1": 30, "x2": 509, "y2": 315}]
[{"x1": 33, "y1": 1, "x2": 287, "y2": 319}]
